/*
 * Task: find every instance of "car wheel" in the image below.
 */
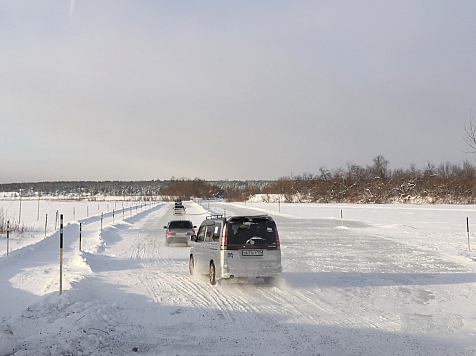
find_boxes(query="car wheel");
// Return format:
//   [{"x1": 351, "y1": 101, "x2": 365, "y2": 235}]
[
  {"x1": 189, "y1": 256, "x2": 194, "y2": 276},
  {"x1": 209, "y1": 262, "x2": 216, "y2": 285},
  {"x1": 263, "y1": 277, "x2": 275, "y2": 285}
]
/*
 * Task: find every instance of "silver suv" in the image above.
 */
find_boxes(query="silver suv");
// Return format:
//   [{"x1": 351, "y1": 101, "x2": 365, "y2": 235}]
[{"x1": 189, "y1": 215, "x2": 282, "y2": 285}]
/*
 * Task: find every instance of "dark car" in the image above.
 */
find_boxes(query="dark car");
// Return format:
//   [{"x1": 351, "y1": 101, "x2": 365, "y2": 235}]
[{"x1": 164, "y1": 220, "x2": 196, "y2": 246}]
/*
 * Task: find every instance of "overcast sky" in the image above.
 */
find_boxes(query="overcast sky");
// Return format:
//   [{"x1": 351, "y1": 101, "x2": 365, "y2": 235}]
[{"x1": 1, "y1": 1, "x2": 475, "y2": 183}]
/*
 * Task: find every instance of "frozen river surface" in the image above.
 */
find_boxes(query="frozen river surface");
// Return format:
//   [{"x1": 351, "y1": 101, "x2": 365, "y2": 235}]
[{"x1": 0, "y1": 200, "x2": 475, "y2": 355}]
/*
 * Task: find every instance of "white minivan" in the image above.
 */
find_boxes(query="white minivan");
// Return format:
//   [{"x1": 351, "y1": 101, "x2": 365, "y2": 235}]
[{"x1": 189, "y1": 215, "x2": 282, "y2": 285}]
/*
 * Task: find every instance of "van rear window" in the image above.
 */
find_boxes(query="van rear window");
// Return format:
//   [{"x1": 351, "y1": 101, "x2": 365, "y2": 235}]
[{"x1": 226, "y1": 218, "x2": 277, "y2": 246}]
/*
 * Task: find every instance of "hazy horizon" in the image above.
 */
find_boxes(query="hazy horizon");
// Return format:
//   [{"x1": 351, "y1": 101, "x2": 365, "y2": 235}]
[
  {"x1": 1, "y1": 155, "x2": 475, "y2": 185},
  {"x1": 2, "y1": 1, "x2": 475, "y2": 183}
]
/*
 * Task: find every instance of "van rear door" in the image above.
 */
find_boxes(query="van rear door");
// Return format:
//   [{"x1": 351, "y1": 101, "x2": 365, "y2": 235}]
[{"x1": 224, "y1": 217, "x2": 280, "y2": 277}]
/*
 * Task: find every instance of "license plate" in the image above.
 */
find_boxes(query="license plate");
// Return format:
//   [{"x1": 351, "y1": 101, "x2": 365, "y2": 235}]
[{"x1": 242, "y1": 250, "x2": 263, "y2": 256}]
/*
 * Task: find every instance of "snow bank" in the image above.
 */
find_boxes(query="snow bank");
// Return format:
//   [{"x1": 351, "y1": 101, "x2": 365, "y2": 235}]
[
  {"x1": 0, "y1": 325, "x2": 16, "y2": 356},
  {"x1": 12, "y1": 292, "x2": 119, "y2": 356}
]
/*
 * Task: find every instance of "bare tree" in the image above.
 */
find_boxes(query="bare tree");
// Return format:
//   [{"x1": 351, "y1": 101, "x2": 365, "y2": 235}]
[
  {"x1": 464, "y1": 111, "x2": 476, "y2": 153},
  {"x1": 409, "y1": 162, "x2": 420, "y2": 179},
  {"x1": 370, "y1": 155, "x2": 389, "y2": 180},
  {"x1": 319, "y1": 166, "x2": 330, "y2": 181}
]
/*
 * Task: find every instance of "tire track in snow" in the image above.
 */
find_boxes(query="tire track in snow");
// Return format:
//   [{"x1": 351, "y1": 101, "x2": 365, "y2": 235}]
[
  {"x1": 252, "y1": 281, "x2": 390, "y2": 333},
  {"x1": 135, "y1": 203, "x2": 385, "y2": 336},
  {"x1": 112, "y1": 202, "x2": 356, "y2": 354}
]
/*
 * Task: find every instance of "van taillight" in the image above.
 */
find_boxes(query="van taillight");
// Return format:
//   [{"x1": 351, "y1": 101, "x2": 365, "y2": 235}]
[
  {"x1": 222, "y1": 225, "x2": 228, "y2": 247},
  {"x1": 167, "y1": 232, "x2": 173, "y2": 236},
  {"x1": 275, "y1": 228, "x2": 280, "y2": 247}
]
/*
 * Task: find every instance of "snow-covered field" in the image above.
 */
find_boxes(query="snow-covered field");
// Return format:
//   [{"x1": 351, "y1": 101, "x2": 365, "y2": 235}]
[{"x1": 0, "y1": 199, "x2": 476, "y2": 355}]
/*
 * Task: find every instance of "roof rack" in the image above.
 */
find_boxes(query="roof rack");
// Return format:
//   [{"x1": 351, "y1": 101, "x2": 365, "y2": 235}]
[
  {"x1": 206, "y1": 214, "x2": 223, "y2": 220},
  {"x1": 227, "y1": 215, "x2": 270, "y2": 220}
]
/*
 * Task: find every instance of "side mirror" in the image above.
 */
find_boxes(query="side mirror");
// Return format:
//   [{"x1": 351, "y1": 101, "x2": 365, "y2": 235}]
[
  {"x1": 193, "y1": 226, "x2": 197, "y2": 228},
  {"x1": 163, "y1": 226, "x2": 167, "y2": 229}
]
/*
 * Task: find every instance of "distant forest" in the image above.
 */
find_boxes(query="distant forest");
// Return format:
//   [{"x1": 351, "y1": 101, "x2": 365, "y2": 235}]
[{"x1": 2, "y1": 156, "x2": 476, "y2": 204}]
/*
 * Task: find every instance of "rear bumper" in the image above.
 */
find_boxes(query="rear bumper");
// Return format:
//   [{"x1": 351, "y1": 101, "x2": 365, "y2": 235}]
[
  {"x1": 221, "y1": 266, "x2": 282, "y2": 279},
  {"x1": 166, "y1": 236, "x2": 189, "y2": 244}
]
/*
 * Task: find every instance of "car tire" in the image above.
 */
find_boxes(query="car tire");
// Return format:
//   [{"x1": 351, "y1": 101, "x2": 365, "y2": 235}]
[
  {"x1": 189, "y1": 256, "x2": 194, "y2": 276},
  {"x1": 264, "y1": 277, "x2": 275, "y2": 285},
  {"x1": 209, "y1": 262, "x2": 216, "y2": 285}
]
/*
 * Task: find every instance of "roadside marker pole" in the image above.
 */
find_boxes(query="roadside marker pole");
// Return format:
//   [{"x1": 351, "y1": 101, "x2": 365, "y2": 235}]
[
  {"x1": 73, "y1": 207, "x2": 76, "y2": 221},
  {"x1": 59, "y1": 214, "x2": 63, "y2": 296},
  {"x1": 19, "y1": 188, "x2": 22, "y2": 226},
  {"x1": 101, "y1": 213, "x2": 103, "y2": 230},
  {"x1": 44, "y1": 214, "x2": 48, "y2": 238},
  {"x1": 55, "y1": 211, "x2": 59, "y2": 230},
  {"x1": 6, "y1": 221, "x2": 9, "y2": 256},
  {"x1": 87, "y1": 206, "x2": 89, "y2": 218},
  {"x1": 341, "y1": 210, "x2": 343, "y2": 226},
  {"x1": 37, "y1": 188, "x2": 41, "y2": 221},
  {"x1": 467, "y1": 217, "x2": 471, "y2": 252},
  {"x1": 113, "y1": 209, "x2": 115, "y2": 224},
  {"x1": 122, "y1": 208, "x2": 124, "y2": 219},
  {"x1": 79, "y1": 223, "x2": 82, "y2": 251}
]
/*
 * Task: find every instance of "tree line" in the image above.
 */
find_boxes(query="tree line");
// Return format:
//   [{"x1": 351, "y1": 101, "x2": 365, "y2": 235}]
[
  {"x1": 2, "y1": 156, "x2": 476, "y2": 204},
  {"x1": 0, "y1": 178, "x2": 268, "y2": 202},
  {"x1": 248, "y1": 156, "x2": 476, "y2": 204}
]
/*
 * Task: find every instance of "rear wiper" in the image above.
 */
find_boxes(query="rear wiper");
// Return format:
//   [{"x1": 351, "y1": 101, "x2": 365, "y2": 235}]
[{"x1": 245, "y1": 237, "x2": 266, "y2": 245}]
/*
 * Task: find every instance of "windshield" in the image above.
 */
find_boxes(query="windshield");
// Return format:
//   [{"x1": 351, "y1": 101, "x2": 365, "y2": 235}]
[
  {"x1": 169, "y1": 221, "x2": 193, "y2": 229},
  {"x1": 226, "y1": 218, "x2": 277, "y2": 246}
]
